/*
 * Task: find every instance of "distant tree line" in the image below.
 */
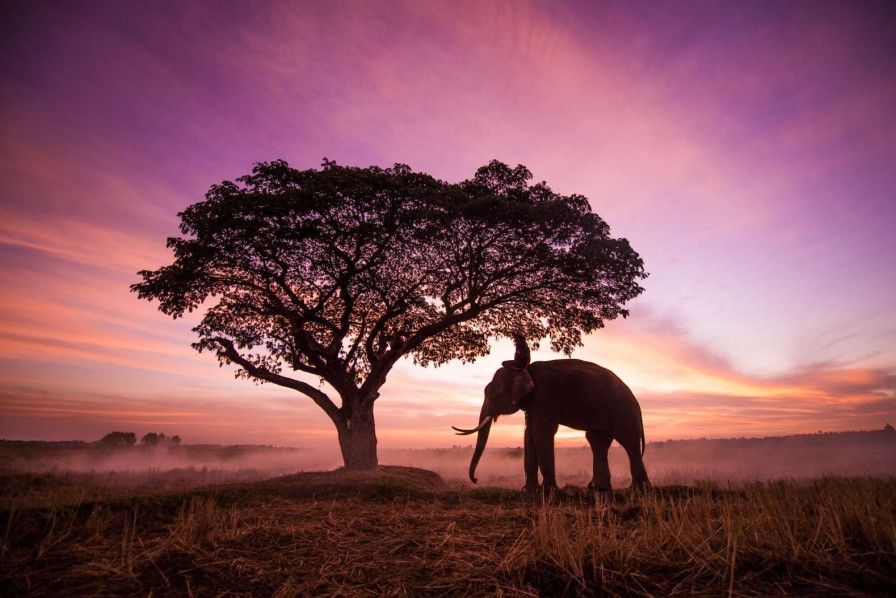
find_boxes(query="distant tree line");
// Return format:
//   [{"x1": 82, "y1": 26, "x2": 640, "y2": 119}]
[
  {"x1": 96, "y1": 431, "x2": 181, "y2": 447},
  {"x1": 140, "y1": 432, "x2": 181, "y2": 446}
]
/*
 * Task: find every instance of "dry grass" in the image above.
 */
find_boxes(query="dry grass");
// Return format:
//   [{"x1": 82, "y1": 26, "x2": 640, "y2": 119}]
[
  {"x1": 504, "y1": 479, "x2": 896, "y2": 596},
  {"x1": 1, "y1": 468, "x2": 894, "y2": 596}
]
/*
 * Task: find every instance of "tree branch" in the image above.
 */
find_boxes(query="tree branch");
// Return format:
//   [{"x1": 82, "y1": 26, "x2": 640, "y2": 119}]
[{"x1": 211, "y1": 337, "x2": 343, "y2": 425}]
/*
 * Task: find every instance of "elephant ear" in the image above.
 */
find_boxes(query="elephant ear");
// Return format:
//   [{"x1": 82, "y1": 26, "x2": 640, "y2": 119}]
[{"x1": 511, "y1": 369, "x2": 535, "y2": 407}]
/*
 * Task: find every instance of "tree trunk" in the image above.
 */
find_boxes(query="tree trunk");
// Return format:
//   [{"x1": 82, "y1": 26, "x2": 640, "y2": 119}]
[{"x1": 337, "y1": 399, "x2": 378, "y2": 470}]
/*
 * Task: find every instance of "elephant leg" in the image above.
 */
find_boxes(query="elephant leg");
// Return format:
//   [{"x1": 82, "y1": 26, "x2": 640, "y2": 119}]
[
  {"x1": 522, "y1": 413, "x2": 539, "y2": 492},
  {"x1": 532, "y1": 421, "x2": 559, "y2": 493},
  {"x1": 585, "y1": 431, "x2": 613, "y2": 491},
  {"x1": 620, "y1": 439, "x2": 650, "y2": 490}
]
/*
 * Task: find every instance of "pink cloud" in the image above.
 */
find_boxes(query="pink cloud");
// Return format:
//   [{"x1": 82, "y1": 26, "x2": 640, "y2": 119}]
[{"x1": 1, "y1": 1, "x2": 893, "y2": 449}]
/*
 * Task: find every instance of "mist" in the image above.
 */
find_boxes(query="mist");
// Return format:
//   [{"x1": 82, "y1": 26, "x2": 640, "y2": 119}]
[
  {"x1": 390, "y1": 429, "x2": 896, "y2": 488},
  {"x1": 0, "y1": 443, "x2": 341, "y2": 496},
  {"x1": 3, "y1": 428, "x2": 893, "y2": 496}
]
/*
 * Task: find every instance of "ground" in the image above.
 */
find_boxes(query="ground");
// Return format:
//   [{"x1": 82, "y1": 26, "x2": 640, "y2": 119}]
[{"x1": 2, "y1": 466, "x2": 894, "y2": 596}]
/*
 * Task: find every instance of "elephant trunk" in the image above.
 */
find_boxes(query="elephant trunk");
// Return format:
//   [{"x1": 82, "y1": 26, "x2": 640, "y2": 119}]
[{"x1": 468, "y1": 416, "x2": 492, "y2": 484}]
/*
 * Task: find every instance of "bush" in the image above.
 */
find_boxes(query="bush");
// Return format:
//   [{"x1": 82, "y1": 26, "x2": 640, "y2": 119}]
[{"x1": 97, "y1": 431, "x2": 136, "y2": 446}]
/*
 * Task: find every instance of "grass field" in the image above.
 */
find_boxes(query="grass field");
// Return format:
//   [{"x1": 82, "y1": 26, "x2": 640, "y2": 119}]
[{"x1": 2, "y1": 465, "x2": 894, "y2": 596}]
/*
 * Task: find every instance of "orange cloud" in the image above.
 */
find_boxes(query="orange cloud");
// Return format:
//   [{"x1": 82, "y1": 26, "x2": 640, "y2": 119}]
[{"x1": 1, "y1": 0, "x2": 893, "y2": 450}]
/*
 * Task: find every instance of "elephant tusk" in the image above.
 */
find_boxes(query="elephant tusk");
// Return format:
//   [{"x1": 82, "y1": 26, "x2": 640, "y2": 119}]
[{"x1": 452, "y1": 415, "x2": 494, "y2": 435}]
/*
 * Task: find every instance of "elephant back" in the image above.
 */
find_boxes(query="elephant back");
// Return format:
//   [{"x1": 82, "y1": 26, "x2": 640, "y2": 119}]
[{"x1": 527, "y1": 359, "x2": 640, "y2": 430}]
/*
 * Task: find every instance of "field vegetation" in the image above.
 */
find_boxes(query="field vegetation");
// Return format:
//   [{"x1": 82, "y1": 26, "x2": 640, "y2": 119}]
[{"x1": 2, "y1": 464, "x2": 894, "y2": 596}]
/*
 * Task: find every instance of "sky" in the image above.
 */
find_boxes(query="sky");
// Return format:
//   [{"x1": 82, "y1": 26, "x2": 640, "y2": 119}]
[{"x1": 1, "y1": 0, "x2": 895, "y2": 450}]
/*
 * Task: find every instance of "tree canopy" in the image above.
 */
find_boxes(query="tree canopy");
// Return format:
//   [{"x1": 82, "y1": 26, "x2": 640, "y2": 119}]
[
  {"x1": 97, "y1": 431, "x2": 137, "y2": 447},
  {"x1": 140, "y1": 432, "x2": 180, "y2": 446},
  {"x1": 132, "y1": 159, "x2": 646, "y2": 467}
]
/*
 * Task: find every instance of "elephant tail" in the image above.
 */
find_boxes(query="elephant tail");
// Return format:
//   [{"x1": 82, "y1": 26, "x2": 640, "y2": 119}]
[{"x1": 639, "y1": 405, "x2": 646, "y2": 457}]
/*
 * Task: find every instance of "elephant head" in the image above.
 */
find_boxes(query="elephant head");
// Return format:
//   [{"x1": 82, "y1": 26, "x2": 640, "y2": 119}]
[{"x1": 452, "y1": 365, "x2": 535, "y2": 483}]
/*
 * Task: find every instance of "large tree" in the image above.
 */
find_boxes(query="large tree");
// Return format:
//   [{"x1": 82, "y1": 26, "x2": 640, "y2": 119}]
[{"x1": 132, "y1": 159, "x2": 646, "y2": 469}]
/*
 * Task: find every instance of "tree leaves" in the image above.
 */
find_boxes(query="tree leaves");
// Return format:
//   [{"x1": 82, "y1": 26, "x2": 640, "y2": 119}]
[{"x1": 132, "y1": 160, "x2": 646, "y2": 408}]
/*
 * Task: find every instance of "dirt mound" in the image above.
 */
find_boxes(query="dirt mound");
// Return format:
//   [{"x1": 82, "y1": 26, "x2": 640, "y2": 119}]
[
  {"x1": 243, "y1": 464, "x2": 446, "y2": 501},
  {"x1": 376, "y1": 465, "x2": 445, "y2": 488}
]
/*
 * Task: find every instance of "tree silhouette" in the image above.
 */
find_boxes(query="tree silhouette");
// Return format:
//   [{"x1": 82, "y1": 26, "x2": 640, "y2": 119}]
[
  {"x1": 98, "y1": 431, "x2": 136, "y2": 447},
  {"x1": 132, "y1": 159, "x2": 646, "y2": 469},
  {"x1": 141, "y1": 432, "x2": 165, "y2": 446}
]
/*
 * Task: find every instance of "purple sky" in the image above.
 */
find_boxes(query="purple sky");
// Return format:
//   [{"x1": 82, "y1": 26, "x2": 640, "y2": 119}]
[{"x1": 1, "y1": 1, "x2": 894, "y2": 448}]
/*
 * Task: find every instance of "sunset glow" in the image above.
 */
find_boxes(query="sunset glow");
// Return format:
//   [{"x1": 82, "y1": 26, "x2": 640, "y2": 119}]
[{"x1": 2, "y1": 1, "x2": 894, "y2": 449}]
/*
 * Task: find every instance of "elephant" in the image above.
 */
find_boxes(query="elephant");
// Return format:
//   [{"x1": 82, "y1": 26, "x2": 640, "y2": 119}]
[{"x1": 453, "y1": 359, "x2": 649, "y2": 493}]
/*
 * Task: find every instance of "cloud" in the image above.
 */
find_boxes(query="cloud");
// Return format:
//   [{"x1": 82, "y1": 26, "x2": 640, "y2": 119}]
[
  {"x1": 0, "y1": 211, "x2": 168, "y2": 275},
  {"x1": 0, "y1": 1, "x2": 894, "y2": 449},
  {"x1": 0, "y1": 386, "x2": 332, "y2": 446}
]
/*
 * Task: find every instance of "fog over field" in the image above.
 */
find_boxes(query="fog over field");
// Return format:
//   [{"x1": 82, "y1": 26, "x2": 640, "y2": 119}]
[
  {"x1": 4, "y1": 428, "x2": 894, "y2": 491},
  {"x1": 386, "y1": 430, "x2": 896, "y2": 487},
  {"x1": 3, "y1": 444, "x2": 334, "y2": 475}
]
